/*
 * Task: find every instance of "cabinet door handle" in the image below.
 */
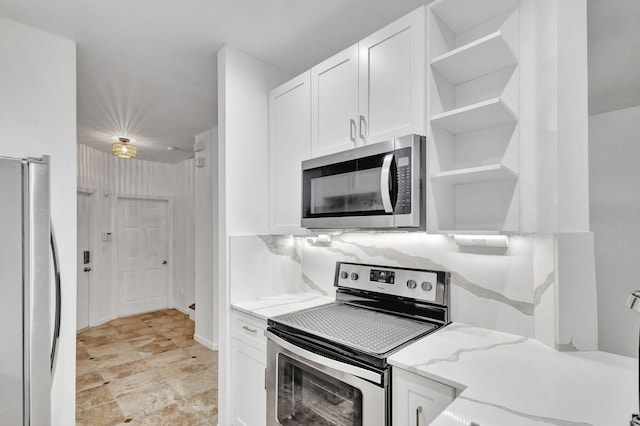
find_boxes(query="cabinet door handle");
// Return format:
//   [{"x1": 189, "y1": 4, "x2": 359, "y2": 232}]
[
  {"x1": 416, "y1": 405, "x2": 422, "y2": 426},
  {"x1": 350, "y1": 118, "x2": 356, "y2": 143},
  {"x1": 359, "y1": 115, "x2": 367, "y2": 143},
  {"x1": 242, "y1": 325, "x2": 257, "y2": 334}
]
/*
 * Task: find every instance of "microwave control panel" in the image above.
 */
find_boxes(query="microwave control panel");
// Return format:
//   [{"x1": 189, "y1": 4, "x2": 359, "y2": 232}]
[{"x1": 395, "y1": 147, "x2": 412, "y2": 214}]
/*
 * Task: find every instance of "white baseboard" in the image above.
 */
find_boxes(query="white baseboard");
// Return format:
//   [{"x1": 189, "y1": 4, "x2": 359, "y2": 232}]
[
  {"x1": 194, "y1": 333, "x2": 218, "y2": 350},
  {"x1": 91, "y1": 315, "x2": 116, "y2": 328},
  {"x1": 173, "y1": 305, "x2": 190, "y2": 315}
]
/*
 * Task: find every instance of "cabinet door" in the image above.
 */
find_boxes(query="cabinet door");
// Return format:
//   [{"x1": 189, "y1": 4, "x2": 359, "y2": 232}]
[
  {"x1": 392, "y1": 368, "x2": 455, "y2": 425},
  {"x1": 232, "y1": 338, "x2": 266, "y2": 426},
  {"x1": 359, "y1": 7, "x2": 426, "y2": 145},
  {"x1": 311, "y1": 44, "x2": 359, "y2": 157},
  {"x1": 269, "y1": 71, "x2": 311, "y2": 235}
]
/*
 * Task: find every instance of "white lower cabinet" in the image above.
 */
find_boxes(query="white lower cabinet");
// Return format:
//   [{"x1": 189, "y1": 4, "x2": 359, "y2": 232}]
[
  {"x1": 392, "y1": 368, "x2": 456, "y2": 426},
  {"x1": 231, "y1": 311, "x2": 267, "y2": 426}
]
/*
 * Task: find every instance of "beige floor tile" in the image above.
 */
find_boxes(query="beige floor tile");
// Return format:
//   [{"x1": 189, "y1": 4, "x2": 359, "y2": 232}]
[
  {"x1": 77, "y1": 384, "x2": 116, "y2": 411},
  {"x1": 146, "y1": 347, "x2": 188, "y2": 368},
  {"x1": 186, "y1": 388, "x2": 218, "y2": 419},
  {"x1": 77, "y1": 345, "x2": 91, "y2": 359},
  {"x1": 115, "y1": 383, "x2": 184, "y2": 418},
  {"x1": 100, "y1": 359, "x2": 150, "y2": 381},
  {"x1": 159, "y1": 356, "x2": 211, "y2": 379},
  {"x1": 77, "y1": 371, "x2": 106, "y2": 392},
  {"x1": 76, "y1": 400, "x2": 125, "y2": 426},
  {"x1": 94, "y1": 350, "x2": 143, "y2": 370},
  {"x1": 79, "y1": 334, "x2": 122, "y2": 347},
  {"x1": 77, "y1": 357, "x2": 99, "y2": 376},
  {"x1": 113, "y1": 320, "x2": 149, "y2": 334},
  {"x1": 87, "y1": 340, "x2": 137, "y2": 358},
  {"x1": 167, "y1": 370, "x2": 217, "y2": 399},
  {"x1": 107, "y1": 369, "x2": 165, "y2": 399},
  {"x1": 77, "y1": 310, "x2": 218, "y2": 425},
  {"x1": 79, "y1": 325, "x2": 119, "y2": 339},
  {"x1": 135, "y1": 338, "x2": 178, "y2": 358},
  {"x1": 125, "y1": 402, "x2": 209, "y2": 425}
]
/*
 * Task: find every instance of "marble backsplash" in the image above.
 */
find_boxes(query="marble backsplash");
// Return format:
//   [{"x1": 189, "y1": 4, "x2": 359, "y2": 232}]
[{"x1": 230, "y1": 233, "x2": 559, "y2": 340}]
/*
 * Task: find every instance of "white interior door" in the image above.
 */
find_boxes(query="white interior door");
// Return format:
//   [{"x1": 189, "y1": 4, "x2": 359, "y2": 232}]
[
  {"x1": 77, "y1": 192, "x2": 91, "y2": 331},
  {"x1": 117, "y1": 198, "x2": 169, "y2": 317}
]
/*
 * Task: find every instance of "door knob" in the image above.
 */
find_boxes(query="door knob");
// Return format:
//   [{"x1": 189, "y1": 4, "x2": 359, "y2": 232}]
[
  {"x1": 162, "y1": 260, "x2": 168, "y2": 265},
  {"x1": 83, "y1": 267, "x2": 91, "y2": 272}
]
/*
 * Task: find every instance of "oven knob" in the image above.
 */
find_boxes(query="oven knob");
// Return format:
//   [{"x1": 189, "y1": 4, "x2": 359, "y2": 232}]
[
  {"x1": 421, "y1": 281, "x2": 433, "y2": 292},
  {"x1": 351, "y1": 272, "x2": 359, "y2": 281},
  {"x1": 340, "y1": 271, "x2": 348, "y2": 279},
  {"x1": 406, "y1": 279, "x2": 417, "y2": 289}
]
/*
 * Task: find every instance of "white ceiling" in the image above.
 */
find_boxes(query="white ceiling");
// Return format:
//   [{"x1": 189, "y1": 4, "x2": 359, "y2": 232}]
[
  {"x1": 0, "y1": 0, "x2": 637, "y2": 162},
  {"x1": 0, "y1": 0, "x2": 427, "y2": 162},
  {"x1": 587, "y1": 0, "x2": 640, "y2": 116}
]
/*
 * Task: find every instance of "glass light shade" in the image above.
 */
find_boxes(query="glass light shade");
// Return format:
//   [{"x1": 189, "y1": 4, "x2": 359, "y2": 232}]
[{"x1": 111, "y1": 137, "x2": 137, "y2": 158}]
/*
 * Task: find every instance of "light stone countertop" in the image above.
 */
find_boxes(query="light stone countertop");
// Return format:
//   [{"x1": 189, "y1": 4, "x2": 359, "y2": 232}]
[
  {"x1": 388, "y1": 323, "x2": 637, "y2": 426},
  {"x1": 230, "y1": 292, "x2": 333, "y2": 321}
]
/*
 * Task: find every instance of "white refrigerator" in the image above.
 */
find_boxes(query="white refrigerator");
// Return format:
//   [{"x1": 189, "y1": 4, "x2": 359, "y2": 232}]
[{"x1": 0, "y1": 156, "x2": 61, "y2": 425}]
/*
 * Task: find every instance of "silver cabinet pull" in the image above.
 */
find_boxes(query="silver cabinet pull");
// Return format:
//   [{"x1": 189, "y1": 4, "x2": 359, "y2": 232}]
[
  {"x1": 350, "y1": 118, "x2": 356, "y2": 143},
  {"x1": 416, "y1": 406, "x2": 422, "y2": 426},
  {"x1": 243, "y1": 325, "x2": 257, "y2": 334},
  {"x1": 359, "y1": 115, "x2": 366, "y2": 143},
  {"x1": 83, "y1": 267, "x2": 91, "y2": 272}
]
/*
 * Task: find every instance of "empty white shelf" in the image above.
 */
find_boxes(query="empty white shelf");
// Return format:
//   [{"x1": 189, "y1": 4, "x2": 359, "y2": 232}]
[
  {"x1": 431, "y1": 98, "x2": 517, "y2": 134},
  {"x1": 431, "y1": 164, "x2": 518, "y2": 185},
  {"x1": 431, "y1": 31, "x2": 517, "y2": 85},
  {"x1": 431, "y1": 0, "x2": 519, "y2": 34}
]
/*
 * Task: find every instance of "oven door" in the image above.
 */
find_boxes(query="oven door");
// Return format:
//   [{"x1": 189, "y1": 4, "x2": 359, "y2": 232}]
[{"x1": 266, "y1": 332, "x2": 387, "y2": 426}]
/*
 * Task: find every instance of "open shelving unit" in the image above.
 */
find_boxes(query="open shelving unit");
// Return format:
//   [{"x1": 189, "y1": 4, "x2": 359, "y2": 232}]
[{"x1": 426, "y1": 0, "x2": 521, "y2": 233}]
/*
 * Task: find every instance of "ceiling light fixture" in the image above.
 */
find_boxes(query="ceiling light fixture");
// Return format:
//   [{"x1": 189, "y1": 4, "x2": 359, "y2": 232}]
[{"x1": 111, "y1": 137, "x2": 137, "y2": 159}]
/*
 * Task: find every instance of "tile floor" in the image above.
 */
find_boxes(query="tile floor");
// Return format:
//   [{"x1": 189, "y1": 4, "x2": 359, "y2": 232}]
[{"x1": 76, "y1": 309, "x2": 218, "y2": 425}]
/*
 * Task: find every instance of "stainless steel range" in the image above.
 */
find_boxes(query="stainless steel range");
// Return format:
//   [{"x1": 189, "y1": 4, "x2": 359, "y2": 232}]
[{"x1": 265, "y1": 261, "x2": 450, "y2": 425}]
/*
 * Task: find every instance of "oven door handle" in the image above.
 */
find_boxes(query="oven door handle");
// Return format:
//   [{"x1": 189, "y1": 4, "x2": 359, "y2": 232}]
[{"x1": 265, "y1": 330, "x2": 383, "y2": 385}]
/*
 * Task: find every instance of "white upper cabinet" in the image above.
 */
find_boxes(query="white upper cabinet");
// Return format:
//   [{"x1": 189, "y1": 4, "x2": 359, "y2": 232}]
[
  {"x1": 311, "y1": 45, "x2": 359, "y2": 157},
  {"x1": 310, "y1": 6, "x2": 426, "y2": 157},
  {"x1": 269, "y1": 71, "x2": 311, "y2": 235},
  {"x1": 359, "y1": 6, "x2": 426, "y2": 145}
]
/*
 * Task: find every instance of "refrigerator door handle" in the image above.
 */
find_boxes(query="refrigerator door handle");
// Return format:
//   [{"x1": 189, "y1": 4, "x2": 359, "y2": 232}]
[{"x1": 50, "y1": 225, "x2": 61, "y2": 376}]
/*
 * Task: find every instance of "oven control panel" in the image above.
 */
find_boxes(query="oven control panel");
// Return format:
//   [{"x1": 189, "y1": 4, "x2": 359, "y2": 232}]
[{"x1": 335, "y1": 262, "x2": 445, "y2": 305}]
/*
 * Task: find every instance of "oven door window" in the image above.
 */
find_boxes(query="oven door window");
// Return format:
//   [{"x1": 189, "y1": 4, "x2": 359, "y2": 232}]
[{"x1": 277, "y1": 353, "x2": 363, "y2": 425}]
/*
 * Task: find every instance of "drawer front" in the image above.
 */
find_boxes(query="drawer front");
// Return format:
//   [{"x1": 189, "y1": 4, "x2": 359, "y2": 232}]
[{"x1": 232, "y1": 310, "x2": 267, "y2": 351}]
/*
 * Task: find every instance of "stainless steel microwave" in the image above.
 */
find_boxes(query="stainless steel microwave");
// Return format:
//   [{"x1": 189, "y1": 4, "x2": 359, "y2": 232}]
[{"x1": 301, "y1": 134, "x2": 425, "y2": 230}]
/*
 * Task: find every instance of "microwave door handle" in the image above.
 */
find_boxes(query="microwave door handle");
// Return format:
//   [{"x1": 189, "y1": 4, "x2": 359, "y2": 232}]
[{"x1": 380, "y1": 153, "x2": 394, "y2": 213}]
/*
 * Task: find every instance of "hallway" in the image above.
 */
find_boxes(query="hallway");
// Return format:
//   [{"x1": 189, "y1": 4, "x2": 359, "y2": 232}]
[{"x1": 76, "y1": 309, "x2": 218, "y2": 425}]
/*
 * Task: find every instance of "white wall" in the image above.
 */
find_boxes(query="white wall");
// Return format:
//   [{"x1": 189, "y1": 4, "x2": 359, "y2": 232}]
[
  {"x1": 194, "y1": 127, "x2": 217, "y2": 349},
  {"x1": 590, "y1": 105, "x2": 640, "y2": 357},
  {"x1": 173, "y1": 158, "x2": 196, "y2": 312},
  {"x1": 216, "y1": 45, "x2": 290, "y2": 426},
  {"x1": 0, "y1": 16, "x2": 77, "y2": 426},
  {"x1": 77, "y1": 145, "x2": 196, "y2": 323}
]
